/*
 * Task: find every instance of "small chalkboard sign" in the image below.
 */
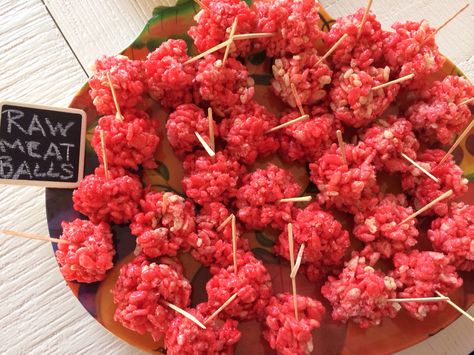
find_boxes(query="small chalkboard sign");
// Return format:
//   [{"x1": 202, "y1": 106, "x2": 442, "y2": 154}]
[{"x1": 0, "y1": 101, "x2": 86, "y2": 188}]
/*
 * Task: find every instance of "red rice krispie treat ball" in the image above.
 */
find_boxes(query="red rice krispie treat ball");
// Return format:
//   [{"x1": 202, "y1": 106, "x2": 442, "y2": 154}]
[
  {"x1": 113, "y1": 254, "x2": 192, "y2": 340},
  {"x1": 188, "y1": 0, "x2": 257, "y2": 58},
  {"x1": 56, "y1": 219, "x2": 115, "y2": 283},
  {"x1": 321, "y1": 255, "x2": 400, "y2": 328},
  {"x1": 309, "y1": 143, "x2": 379, "y2": 214},
  {"x1": 263, "y1": 293, "x2": 325, "y2": 355},
  {"x1": 219, "y1": 101, "x2": 279, "y2": 164},
  {"x1": 194, "y1": 54, "x2": 254, "y2": 116},
  {"x1": 91, "y1": 109, "x2": 159, "y2": 170},
  {"x1": 275, "y1": 202, "x2": 350, "y2": 281},
  {"x1": 383, "y1": 20, "x2": 445, "y2": 86},
  {"x1": 406, "y1": 75, "x2": 474, "y2": 144},
  {"x1": 389, "y1": 250, "x2": 463, "y2": 320},
  {"x1": 206, "y1": 252, "x2": 273, "y2": 321},
  {"x1": 271, "y1": 50, "x2": 333, "y2": 107},
  {"x1": 165, "y1": 303, "x2": 241, "y2": 355},
  {"x1": 130, "y1": 191, "x2": 196, "y2": 257},
  {"x1": 278, "y1": 108, "x2": 339, "y2": 163},
  {"x1": 73, "y1": 166, "x2": 142, "y2": 225},
  {"x1": 189, "y1": 202, "x2": 249, "y2": 268},
  {"x1": 144, "y1": 39, "x2": 196, "y2": 108},
  {"x1": 254, "y1": 0, "x2": 323, "y2": 57},
  {"x1": 166, "y1": 104, "x2": 218, "y2": 159},
  {"x1": 354, "y1": 194, "x2": 419, "y2": 259},
  {"x1": 235, "y1": 164, "x2": 301, "y2": 230},
  {"x1": 360, "y1": 116, "x2": 419, "y2": 173},
  {"x1": 182, "y1": 150, "x2": 246, "y2": 206},
  {"x1": 329, "y1": 66, "x2": 400, "y2": 128},
  {"x1": 324, "y1": 8, "x2": 386, "y2": 69},
  {"x1": 89, "y1": 55, "x2": 146, "y2": 115},
  {"x1": 401, "y1": 149, "x2": 468, "y2": 216},
  {"x1": 428, "y1": 202, "x2": 474, "y2": 271}
]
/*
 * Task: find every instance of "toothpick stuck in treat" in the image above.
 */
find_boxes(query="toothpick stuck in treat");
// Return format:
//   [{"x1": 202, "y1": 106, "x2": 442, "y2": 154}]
[
  {"x1": 423, "y1": 4, "x2": 470, "y2": 44},
  {"x1": 195, "y1": 131, "x2": 216, "y2": 157},
  {"x1": 279, "y1": 196, "x2": 312, "y2": 203},
  {"x1": 99, "y1": 130, "x2": 110, "y2": 181},
  {"x1": 287, "y1": 223, "x2": 299, "y2": 320},
  {"x1": 217, "y1": 214, "x2": 233, "y2": 232},
  {"x1": 336, "y1": 130, "x2": 347, "y2": 165},
  {"x1": 401, "y1": 153, "x2": 440, "y2": 183},
  {"x1": 387, "y1": 296, "x2": 449, "y2": 303},
  {"x1": 435, "y1": 291, "x2": 474, "y2": 323},
  {"x1": 357, "y1": 0, "x2": 374, "y2": 38},
  {"x1": 106, "y1": 71, "x2": 123, "y2": 121},
  {"x1": 163, "y1": 301, "x2": 207, "y2": 329},
  {"x1": 208, "y1": 107, "x2": 215, "y2": 151},
  {"x1": 399, "y1": 189, "x2": 453, "y2": 225},
  {"x1": 371, "y1": 73, "x2": 415, "y2": 91},
  {"x1": 223, "y1": 18, "x2": 238, "y2": 65},
  {"x1": 266, "y1": 114, "x2": 310, "y2": 134},
  {"x1": 316, "y1": 33, "x2": 349, "y2": 66},
  {"x1": 0, "y1": 228, "x2": 71, "y2": 245},
  {"x1": 204, "y1": 293, "x2": 238, "y2": 325},
  {"x1": 290, "y1": 243, "x2": 305, "y2": 279},
  {"x1": 232, "y1": 215, "x2": 237, "y2": 274},
  {"x1": 438, "y1": 118, "x2": 474, "y2": 166},
  {"x1": 290, "y1": 83, "x2": 305, "y2": 116}
]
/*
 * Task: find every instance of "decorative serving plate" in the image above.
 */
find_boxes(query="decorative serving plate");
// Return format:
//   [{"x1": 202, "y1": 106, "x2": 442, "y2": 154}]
[{"x1": 46, "y1": 1, "x2": 474, "y2": 353}]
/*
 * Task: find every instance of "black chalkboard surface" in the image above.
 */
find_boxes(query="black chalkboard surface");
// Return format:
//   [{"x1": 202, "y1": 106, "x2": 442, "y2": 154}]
[{"x1": 0, "y1": 101, "x2": 86, "y2": 188}]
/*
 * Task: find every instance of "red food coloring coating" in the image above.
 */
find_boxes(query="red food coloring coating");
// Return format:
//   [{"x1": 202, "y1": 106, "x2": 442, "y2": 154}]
[
  {"x1": 206, "y1": 252, "x2": 273, "y2": 321},
  {"x1": 144, "y1": 39, "x2": 196, "y2": 108},
  {"x1": 165, "y1": 303, "x2": 241, "y2": 355},
  {"x1": 324, "y1": 8, "x2": 386, "y2": 69},
  {"x1": 278, "y1": 109, "x2": 339, "y2": 163},
  {"x1": 329, "y1": 66, "x2": 399, "y2": 128},
  {"x1": 182, "y1": 150, "x2": 246, "y2": 206},
  {"x1": 321, "y1": 255, "x2": 400, "y2": 328},
  {"x1": 189, "y1": 202, "x2": 249, "y2": 268},
  {"x1": 383, "y1": 20, "x2": 445, "y2": 86},
  {"x1": 254, "y1": 0, "x2": 323, "y2": 57},
  {"x1": 428, "y1": 202, "x2": 474, "y2": 271},
  {"x1": 167, "y1": 104, "x2": 218, "y2": 159},
  {"x1": 72, "y1": 166, "x2": 142, "y2": 224},
  {"x1": 235, "y1": 164, "x2": 301, "y2": 230},
  {"x1": 275, "y1": 202, "x2": 350, "y2": 281},
  {"x1": 401, "y1": 149, "x2": 468, "y2": 216},
  {"x1": 354, "y1": 194, "x2": 419, "y2": 259},
  {"x1": 361, "y1": 116, "x2": 419, "y2": 173},
  {"x1": 263, "y1": 293, "x2": 325, "y2": 355},
  {"x1": 309, "y1": 143, "x2": 379, "y2": 214},
  {"x1": 130, "y1": 191, "x2": 196, "y2": 257},
  {"x1": 55, "y1": 219, "x2": 115, "y2": 283},
  {"x1": 271, "y1": 50, "x2": 333, "y2": 107},
  {"x1": 219, "y1": 102, "x2": 279, "y2": 164},
  {"x1": 194, "y1": 54, "x2": 255, "y2": 117},
  {"x1": 89, "y1": 55, "x2": 146, "y2": 115},
  {"x1": 188, "y1": 0, "x2": 257, "y2": 57},
  {"x1": 389, "y1": 250, "x2": 463, "y2": 320},
  {"x1": 91, "y1": 109, "x2": 159, "y2": 170},
  {"x1": 113, "y1": 254, "x2": 192, "y2": 340},
  {"x1": 406, "y1": 75, "x2": 474, "y2": 144}
]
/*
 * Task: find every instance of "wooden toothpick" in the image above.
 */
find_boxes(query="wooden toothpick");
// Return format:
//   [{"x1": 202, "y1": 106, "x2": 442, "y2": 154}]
[
  {"x1": 387, "y1": 296, "x2": 449, "y2": 303},
  {"x1": 287, "y1": 223, "x2": 299, "y2": 320},
  {"x1": 99, "y1": 129, "x2": 110, "y2": 181},
  {"x1": 184, "y1": 39, "x2": 231, "y2": 64},
  {"x1": 223, "y1": 18, "x2": 238, "y2": 65},
  {"x1": 106, "y1": 71, "x2": 123, "y2": 121},
  {"x1": 357, "y1": 0, "x2": 374, "y2": 38},
  {"x1": 399, "y1": 189, "x2": 453, "y2": 225},
  {"x1": 163, "y1": 301, "x2": 207, "y2": 329},
  {"x1": 423, "y1": 4, "x2": 470, "y2": 44},
  {"x1": 203, "y1": 293, "x2": 238, "y2": 325},
  {"x1": 279, "y1": 196, "x2": 312, "y2": 203},
  {"x1": 438, "y1": 118, "x2": 474, "y2": 165},
  {"x1": 435, "y1": 291, "x2": 474, "y2": 323},
  {"x1": 233, "y1": 32, "x2": 276, "y2": 40},
  {"x1": 459, "y1": 97, "x2": 474, "y2": 106},
  {"x1": 231, "y1": 215, "x2": 238, "y2": 274},
  {"x1": 217, "y1": 214, "x2": 233, "y2": 232},
  {"x1": 266, "y1": 114, "x2": 310, "y2": 133},
  {"x1": 371, "y1": 73, "x2": 415, "y2": 91},
  {"x1": 290, "y1": 83, "x2": 305, "y2": 116},
  {"x1": 207, "y1": 108, "x2": 215, "y2": 151},
  {"x1": 401, "y1": 153, "x2": 440, "y2": 183},
  {"x1": 290, "y1": 243, "x2": 305, "y2": 279},
  {"x1": 193, "y1": 0, "x2": 210, "y2": 10},
  {"x1": 336, "y1": 130, "x2": 347, "y2": 165},
  {"x1": 0, "y1": 228, "x2": 71, "y2": 245},
  {"x1": 316, "y1": 33, "x2": 349, "y2": 66},
  {"x1": 195, "y1": 131, "x2": 215, "y2": 157}
]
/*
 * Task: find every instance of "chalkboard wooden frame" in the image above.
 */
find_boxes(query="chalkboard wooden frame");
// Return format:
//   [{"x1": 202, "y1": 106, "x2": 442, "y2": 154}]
[{"x1": 0, "y1": 101, "x2": 87, "y2": 188}]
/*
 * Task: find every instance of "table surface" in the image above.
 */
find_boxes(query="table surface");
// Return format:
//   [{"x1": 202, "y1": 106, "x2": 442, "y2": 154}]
[{"x1": 0, "y1": 0, "x2": 473, "y2": 354}]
